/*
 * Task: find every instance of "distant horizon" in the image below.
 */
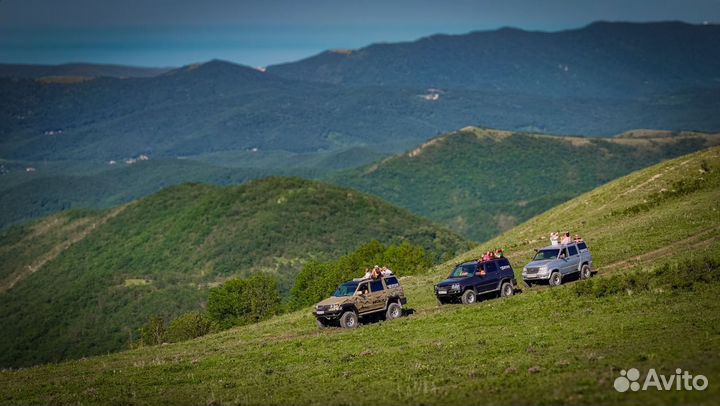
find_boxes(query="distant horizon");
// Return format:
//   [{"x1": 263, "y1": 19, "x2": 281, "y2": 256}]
[{"x1": 1, "y1": 19, "x2": 716, "y2": 69}]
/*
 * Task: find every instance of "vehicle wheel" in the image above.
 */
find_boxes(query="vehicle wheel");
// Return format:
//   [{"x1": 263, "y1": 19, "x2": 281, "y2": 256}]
[
  {"x1": 500, "y1": 282, "x2": 514, "y2": 297},
  {"x1": 461, "y1": 289, "x2": 477, "y2": 305},
  {"x1": 386, "y1": 303, "x2": 402, "y2": 320},
  {"x1": 339, "y1": 311, "x2": 358, "y2": 329},
  {"x1": 436, "y1": 297, "x2": 447, "y2": 306},
  {"x1": 549, "y1": 271, "x2": 562, "y2": 287},
  {"x1": 580, "y1": 264, "x2": 592, "y2": 280},
  {"x1": 316, "y1": 319, "x2": 328, "y2": 329}
]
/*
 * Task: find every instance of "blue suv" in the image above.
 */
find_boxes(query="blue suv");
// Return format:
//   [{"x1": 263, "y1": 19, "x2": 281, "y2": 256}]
[{"x1": 434, "y1": 257, "x2": 517, "y2": 305}]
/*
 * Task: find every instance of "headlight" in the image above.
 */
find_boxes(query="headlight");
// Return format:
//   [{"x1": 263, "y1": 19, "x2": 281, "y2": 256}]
[
  {"x1": 539, "y1": 266, "x2": 549, "y2": 274},
  {"x1": 328, "y1": 304, "x2": 341, "y2": 311},
  {"x1": 451, "y1": 283, "x2": 461, "y2": 291}
]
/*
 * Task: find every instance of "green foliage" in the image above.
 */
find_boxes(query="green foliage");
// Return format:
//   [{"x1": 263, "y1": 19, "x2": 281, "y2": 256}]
[
  {"x1": 287, "y1": 240, "x2": 433, "y2": 310},
  {"x1": 166, "y1": 312, "x2": 214, "y2": 343},
  {"x1": 1, "y1": 149, "x2": 720, "y2": 405},
  {"x1": 208, "y1": 275, "x2": 281, "y2": 330},
  {"x1": 574, "y1": 257, "x2": 720, "y2": 298},
  {"x1": 138, "y1": 316, "x2": 167, "y2": 346},
  {"x1": 0, "y1": 177, "x2": 468, "y2": 368},
  {"x1": 330, "y1": 128, "x2": 720, "y2": 241}
]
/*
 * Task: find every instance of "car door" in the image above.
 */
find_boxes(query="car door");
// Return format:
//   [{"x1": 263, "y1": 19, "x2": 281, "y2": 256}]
[
  {"x1": 368, "y1": 279, "x2": 387, "y2": 312},
  {"x1": 558, "y1": 247, "x2": 572, "y2": 275},
  {"x1": 566, "y1": 244, "x2": 581, "y2": 274},
  {"x1": 478, "y1": 261, "x2": 499, "y2": 292},
  {"x1": 356, "y1": 282, "x2": 373, "y2": 313}
]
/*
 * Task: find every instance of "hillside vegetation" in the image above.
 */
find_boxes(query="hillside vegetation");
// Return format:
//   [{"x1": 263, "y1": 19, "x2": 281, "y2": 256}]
[
  {"x1": 0, "y1": 177, "x2": 469, "y2": 368},
  {"x1": 1, "y1": 147, "x2": 718, "y2": 405},
  {"x1": 330, "y1": 127, "x2": 720, "y2": 241}
]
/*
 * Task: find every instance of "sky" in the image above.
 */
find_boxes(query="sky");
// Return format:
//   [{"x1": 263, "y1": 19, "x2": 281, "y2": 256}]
[{"x1": 0, "y1": 0, "x2": 719, "y2": 68}]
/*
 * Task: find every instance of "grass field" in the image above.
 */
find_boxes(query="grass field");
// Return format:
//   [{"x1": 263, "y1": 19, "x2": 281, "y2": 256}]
[{"x1": 1, "y1": 147, "x2": 719, "y2": 405}]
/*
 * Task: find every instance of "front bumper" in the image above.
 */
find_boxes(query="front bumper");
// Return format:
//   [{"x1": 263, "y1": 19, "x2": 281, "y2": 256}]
[
  {"x1": 313, "y1": 310, "x2": 342, "y2": 320},
  {"x1": 435, "y1": 287, "x2": 462, "y2": 297}
]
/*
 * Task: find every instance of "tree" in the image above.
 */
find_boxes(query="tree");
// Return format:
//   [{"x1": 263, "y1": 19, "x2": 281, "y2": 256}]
[
  {"x1": 138, "y1": 315, "x2": 166, "y2": 346},
  {"x1": 207, "y1": 274, "x2": 280, "y2": 330}
]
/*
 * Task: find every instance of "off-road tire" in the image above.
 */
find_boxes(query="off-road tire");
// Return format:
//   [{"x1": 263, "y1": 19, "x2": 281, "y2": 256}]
[
  {"x1": 386, "y1": 302, "x2": 402, "y2": 320},
  {"x1": 549, "y1": 271, "x2": 562, "y2": 287},
  {"x1": 339, "y1": 311, "x2": 358, "y2": 329},
  {"x1": 500, "y1": 282, "x2": 514, "y2": 297},
  {"x1": 461, "y1": 289, "x2": 477, "y2": 305},
  {"x1": 580, "y1": 264, "x2": 592, "y2": 280}
]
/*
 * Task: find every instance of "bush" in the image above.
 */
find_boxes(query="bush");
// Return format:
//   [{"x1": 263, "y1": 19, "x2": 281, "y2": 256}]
[
  {"x1": 167, "y1": 312, "x2": 214, "y2": 342},
  {"x1": 574, "y1": 256, "x2": 720, "y2": 298},
  {"x1": 208, "y1": 274, "x2": 281, "y2": 330}
]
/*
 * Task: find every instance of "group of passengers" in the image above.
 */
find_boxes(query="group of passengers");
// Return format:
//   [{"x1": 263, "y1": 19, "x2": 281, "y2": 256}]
[
  {"x1": 549, "y1": 231, "x2": 583, "y2": 246},
  {"x1": 480, "y1": 248, "x2": 505, "y2": 262},
  {"x1": 362, "y1": 265, "x2": 394, "y2": 280}
]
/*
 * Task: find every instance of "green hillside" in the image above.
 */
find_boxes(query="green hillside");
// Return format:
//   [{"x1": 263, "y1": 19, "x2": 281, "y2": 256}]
[
  {"x1": 329, "y1": 127, "x2": 720, "y2": 241},
  {"x1": 0, "y1": 177, "x2": 469, "y2": 368},
  {"x1": 1, "y1": 147, "x2": 718, "y2": 405}
]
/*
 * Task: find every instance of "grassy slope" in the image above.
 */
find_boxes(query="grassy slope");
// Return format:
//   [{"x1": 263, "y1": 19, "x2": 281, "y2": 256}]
[
  {"x1": 329, "y1": 127, "x2": 720, "y2": 241},
  {"x1": 1, "y1": 148, "x2": 718, "y2": 405},
  {"x1": 0, "y1": 177, "x2": 469, "y2": 368}
]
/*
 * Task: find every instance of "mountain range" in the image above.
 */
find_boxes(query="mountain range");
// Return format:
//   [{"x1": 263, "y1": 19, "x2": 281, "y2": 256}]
[
  {"x1": 269, "y1": 21, "x2": 720, "y2": 98},
  {"x1": 1, "y1": 22, "x2": 719, "y2": 167}
]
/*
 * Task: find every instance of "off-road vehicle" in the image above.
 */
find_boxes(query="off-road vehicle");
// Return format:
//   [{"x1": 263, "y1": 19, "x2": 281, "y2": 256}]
[
  {"x1": 313, "y1": 275, "x2": 407, "y2": 328},
  {"x1": 522, "y1": 240, "x2": 594, "y2": 287},
  {"x1": 434, "y1": 257, "x2": 517, "y2": 305}
]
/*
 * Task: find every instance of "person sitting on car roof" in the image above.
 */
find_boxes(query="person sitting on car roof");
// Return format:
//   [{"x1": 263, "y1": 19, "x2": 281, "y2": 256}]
[
  {"x1": 371, "y1": 266, "x2": 383, "y2": 279},
  {"x1": 495, "y1": 248, "x2": 505, "y2": 258},
  {"x1": 574, "y1": 234, "x2": 583, "y2": 243},
  {"x1": 561, "y1": 232, "x2": 572, "y2": 245}
]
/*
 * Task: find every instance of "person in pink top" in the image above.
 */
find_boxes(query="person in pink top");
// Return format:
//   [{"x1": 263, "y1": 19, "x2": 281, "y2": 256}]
[{"x1": 560, "y1": 232, "x2": 572, "y2": 245}]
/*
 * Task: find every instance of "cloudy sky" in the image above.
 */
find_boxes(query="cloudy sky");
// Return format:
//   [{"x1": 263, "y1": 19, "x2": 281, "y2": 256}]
[{"x1": 1, "y1": 0, "x2": 718, "y2": 67}]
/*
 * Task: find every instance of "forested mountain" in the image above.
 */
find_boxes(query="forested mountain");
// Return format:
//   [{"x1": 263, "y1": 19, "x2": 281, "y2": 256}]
[
  {"x1": 329, "y1": 127, "x2": 720, "y2": 240},
  {"x1": 269, "y1": 21, "x2": 720, "y2": 98},
  {"x1": 0, "y1": 176, "x2": 469, "y2": 367}
]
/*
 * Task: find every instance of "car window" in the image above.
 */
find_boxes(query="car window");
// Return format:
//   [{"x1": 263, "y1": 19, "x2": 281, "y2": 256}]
[
  {"x1": 485, "y1": 262, "x2": 498, "y2": 272},
  {"x1": 384, "y1": 276, "x2": 399, "y2": 288},
  {"x1": 559, "y1": 248, "x2": 569, "y2": 258},
  {"x1": 577, "y1": 241, "x2": 588, "y2": 251},
  {"x1": 499, "y1": 258, "x2": 510, "y2": 267},
  {"x1": 568, "y1": 245, "x2": 578, "y2": 256},
  {"x1": 357, "y1": 283, "x2": 369, "y2": 295},
  {"x1": 370, "y1": 280, "x2": 384, "y2": 292}
]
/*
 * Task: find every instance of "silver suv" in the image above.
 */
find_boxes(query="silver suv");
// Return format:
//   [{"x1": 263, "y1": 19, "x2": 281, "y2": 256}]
[{"x1": 522, "y1": 241, "x2": 593, "y2": 287}]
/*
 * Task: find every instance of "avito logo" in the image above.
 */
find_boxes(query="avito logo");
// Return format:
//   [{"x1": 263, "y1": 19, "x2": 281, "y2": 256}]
[{"x1": 614, "y1": 368, "x2": 708, "y2": 392}]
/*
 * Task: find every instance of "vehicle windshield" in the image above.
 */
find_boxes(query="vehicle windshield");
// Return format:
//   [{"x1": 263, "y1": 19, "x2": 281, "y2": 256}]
[
  {"x1": 333, "y1": 282, "x2": 359, "y2": 297},
  {"x1": 449, "y1": 264, "x2": 475, "y2": 278},
  {"x1": 533, "y1": 249, "x2": 559, "y2": 261}
]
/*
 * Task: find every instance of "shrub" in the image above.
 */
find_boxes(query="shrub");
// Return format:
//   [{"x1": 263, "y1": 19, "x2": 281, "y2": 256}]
[{"x1": 167, "y1": 312, "x2": 214, "y2": 342}]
